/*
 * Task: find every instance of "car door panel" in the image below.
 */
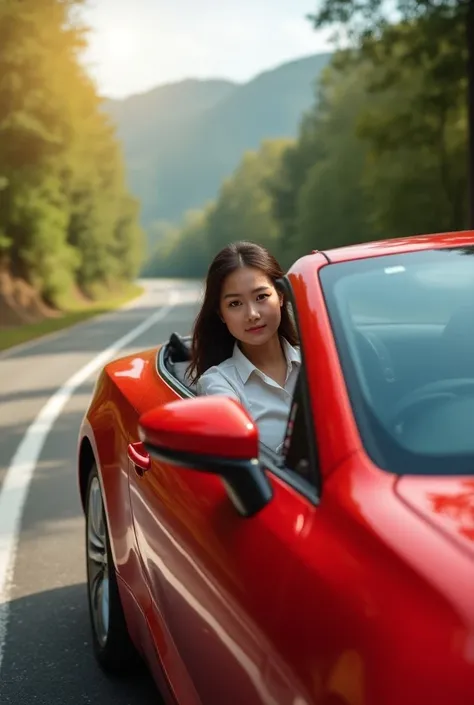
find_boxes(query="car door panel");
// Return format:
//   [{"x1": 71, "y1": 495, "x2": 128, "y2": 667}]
[
  {"x1": 86, "y1": 365, "x2": 154, "y2": 623},
  {"x1": 129, "y1": 442, "x2": 315, "y2": 705}
]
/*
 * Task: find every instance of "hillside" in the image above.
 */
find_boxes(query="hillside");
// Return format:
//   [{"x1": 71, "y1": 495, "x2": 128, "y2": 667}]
[{"x1": 105, "y1": 53, "x2": 332, "y2": 232}]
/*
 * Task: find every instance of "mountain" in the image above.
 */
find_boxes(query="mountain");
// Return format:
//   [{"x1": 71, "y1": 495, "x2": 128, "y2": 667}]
[
  {"x1": 105, "y1": 78, "x2": 236, "y2": 166},
  {"x1": 105, "y1": 53, "x2": 332, "y2": 230}
]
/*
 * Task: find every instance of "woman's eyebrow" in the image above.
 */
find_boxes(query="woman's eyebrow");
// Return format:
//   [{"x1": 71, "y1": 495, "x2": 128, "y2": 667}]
[{"x1": 223, "y1": 286, "x2": 270, "y2": 299}]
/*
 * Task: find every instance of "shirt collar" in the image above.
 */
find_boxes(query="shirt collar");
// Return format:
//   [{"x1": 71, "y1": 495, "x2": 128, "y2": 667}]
[
  {"x1": 281, "y1": 337, "x2": 301, "y2": 367},
  {"x1": 232, "y1": 343, "x2": 255, "y2": 384},
  {"x1": 232, "y1": 337, "x2": 300, "y2": 385}
]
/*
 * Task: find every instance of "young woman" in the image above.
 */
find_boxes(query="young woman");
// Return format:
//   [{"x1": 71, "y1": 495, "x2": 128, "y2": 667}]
[{"x1": 188, "y1": 241, "x2": 300, "y2": 452}]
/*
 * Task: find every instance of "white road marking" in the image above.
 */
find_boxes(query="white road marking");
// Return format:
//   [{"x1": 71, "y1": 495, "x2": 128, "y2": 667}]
[
  {"x1": 0, "y1": 286, "x2": 148, "y2": 362},
  {"x1": 0, "y1": 290, "x2": 179, "y2": 672}
]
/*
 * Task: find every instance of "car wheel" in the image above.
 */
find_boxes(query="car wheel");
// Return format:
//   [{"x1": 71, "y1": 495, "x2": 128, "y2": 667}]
[{"x1": 85, "y1": 465, "x2": 138, "y2": 673}]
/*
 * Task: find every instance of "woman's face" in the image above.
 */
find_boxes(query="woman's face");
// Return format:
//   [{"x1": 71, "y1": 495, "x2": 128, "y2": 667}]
[{"x1": 219, "y1": 266, "x2": 283, "y2": 347}]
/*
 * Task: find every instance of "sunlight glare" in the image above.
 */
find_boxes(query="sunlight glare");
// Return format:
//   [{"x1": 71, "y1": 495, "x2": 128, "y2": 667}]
[{"x1": 102, "y1": 26, "x2": 137, "y2": 62}]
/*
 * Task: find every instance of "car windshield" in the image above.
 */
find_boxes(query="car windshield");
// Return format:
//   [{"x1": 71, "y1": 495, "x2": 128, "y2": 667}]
[{"x1": 320, "y1": 246, "x2": 474, "y2": 475}]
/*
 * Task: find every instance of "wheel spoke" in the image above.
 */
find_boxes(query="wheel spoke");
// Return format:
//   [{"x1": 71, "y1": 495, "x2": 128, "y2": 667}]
[
  {"x1": 101, "y1": 577, "x2": 110, "y2": 636},
  {"x1": 88, "y1": 543, "x2": 107, "y2": 566},
  {"x1": 87, "y1": 477, "x2": 110, "y2": 647},
  {"x1": 90, "y1": 568, "x2": 103, "y2": 609},
  {"x1": 91, "y1": 486, "x2": 104, "y2": 540}
]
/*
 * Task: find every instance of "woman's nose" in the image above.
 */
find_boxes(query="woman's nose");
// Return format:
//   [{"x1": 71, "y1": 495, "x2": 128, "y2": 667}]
[{"x1": 248, "y1": 307, "x2": 260, "y2": 321}]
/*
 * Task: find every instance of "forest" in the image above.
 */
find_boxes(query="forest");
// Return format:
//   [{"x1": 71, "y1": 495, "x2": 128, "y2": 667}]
[
  {"x1": 144, "y1": 0, "x2": 472, "y2": 276},
  {"x1": 0, "y1": 0, "x2": 471, "y2": 293},
  {"x1": 0, "y1": 0, "x2": 143, "y2": 310}
]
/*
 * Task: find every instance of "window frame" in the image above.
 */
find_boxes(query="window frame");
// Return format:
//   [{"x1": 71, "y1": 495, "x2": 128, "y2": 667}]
[
  {"x1": 259, "y1": 275, "x2": 321, "y2": 504},
  {"x1": 156, "y1": 276, "x2": 321, "y2": 502},
  {"x1": 157, "y1": 342, "x2": 195, "y2": 398}
]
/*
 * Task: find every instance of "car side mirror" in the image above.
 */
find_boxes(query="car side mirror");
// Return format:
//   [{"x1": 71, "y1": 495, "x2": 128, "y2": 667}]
[{"x1": 138, "y1": 396, "x2": 273, "y2": 517}]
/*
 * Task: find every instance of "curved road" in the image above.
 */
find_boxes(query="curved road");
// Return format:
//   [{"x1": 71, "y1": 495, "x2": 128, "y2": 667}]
[{"x1": 0, "y1": 279, "x2": 202, "y2": 704}]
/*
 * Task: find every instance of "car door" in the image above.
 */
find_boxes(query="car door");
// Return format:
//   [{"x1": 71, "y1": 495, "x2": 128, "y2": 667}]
[{"x1": 128, "y1": 366, "x2": 321, "y2": 705}]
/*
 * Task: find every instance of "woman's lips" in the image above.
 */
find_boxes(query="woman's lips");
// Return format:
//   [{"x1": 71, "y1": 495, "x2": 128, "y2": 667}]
[{"x1": 246, "y1": 324, "x2": 266, "y2": 333}]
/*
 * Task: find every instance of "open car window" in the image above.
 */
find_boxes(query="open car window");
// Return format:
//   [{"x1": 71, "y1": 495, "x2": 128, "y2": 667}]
[
  {"x1": 159, "y1": 320, "x2": 320, "y2": 502},
  {"x1": 159, "y1": 333, "x2": 195, "y2": 397},
  {"x1": 260, "y1": 369, "x2": 319, "y2": 504},
  {"x1": 260, "y1": 283, "x2": 321, "y2": 501}
]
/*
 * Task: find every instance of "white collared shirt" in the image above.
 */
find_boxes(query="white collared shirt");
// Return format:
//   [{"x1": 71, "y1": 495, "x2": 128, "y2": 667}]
[{"x1": 197, "y1": 338, "x2": 301, "y2": 452}]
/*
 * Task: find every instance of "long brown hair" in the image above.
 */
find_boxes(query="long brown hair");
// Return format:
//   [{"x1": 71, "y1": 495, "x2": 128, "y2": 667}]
[{"x1": 188, "y1": 241, "x2": 298, "y2": 382}]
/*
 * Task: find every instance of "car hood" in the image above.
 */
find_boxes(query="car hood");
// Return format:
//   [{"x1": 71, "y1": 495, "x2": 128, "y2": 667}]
[{"x1": 395, "y1": 475, "x2": 474, "y2": 557}]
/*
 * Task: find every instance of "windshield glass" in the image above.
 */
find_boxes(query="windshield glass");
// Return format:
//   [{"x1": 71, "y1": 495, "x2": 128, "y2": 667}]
[{"x1": 320, "y1": 246, "x2": 474, "y2": 475}]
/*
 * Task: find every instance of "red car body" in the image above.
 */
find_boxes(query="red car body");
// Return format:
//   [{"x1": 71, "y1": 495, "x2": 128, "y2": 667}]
[{"x1": 78, "y1": 231, "x2": 474, "y2": 705}]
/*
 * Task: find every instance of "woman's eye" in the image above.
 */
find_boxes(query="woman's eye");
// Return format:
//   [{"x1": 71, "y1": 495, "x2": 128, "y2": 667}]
[
  {"x1": 228, "y1": 300, "x2": 241, "y2": 308},
  {"x1": 257, "y1": 293, "x2": 270, "y2": 301}
]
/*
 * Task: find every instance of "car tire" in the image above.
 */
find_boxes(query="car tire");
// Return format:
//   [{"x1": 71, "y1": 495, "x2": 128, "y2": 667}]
[{"x1": 85, "y1": 465, "x2": 138, "y2": 673}]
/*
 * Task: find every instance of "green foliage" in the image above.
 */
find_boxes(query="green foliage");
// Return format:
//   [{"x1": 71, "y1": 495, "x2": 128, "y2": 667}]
[
  {"x1": 265, "y1": 112, "x2": 322, "y2": 262},
  {"x1": 106, "y1": 0, "x2": 469, "y2": 282},
  {"x1": 144, "y1": 15, "x2": 467, "y2": 278},
  {"x1": 206, "y1": 140, "x2": 292, "y2": 258},
  {"x1": 0, "y1": 0, "x2": 143, "y2": 305},
  {"x1": 308, "y1": 0, "x2": 473, "y2": 225},
  {"x1": 143, "y1": 139, "x2": 294, "y2": 278},
  {"x1": 143, "y1": 209, "x2": 211, "y2": 278},
  {"x1": 308, "y1": 0, "x2": 468, "y2": 36},
  {"x1": 295, "y1": 60, "x2": 375, "y2": 252}
]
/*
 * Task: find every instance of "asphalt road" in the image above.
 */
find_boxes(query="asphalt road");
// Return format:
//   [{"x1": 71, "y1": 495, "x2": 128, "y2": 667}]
[{"x1": 0, "y1": 279, "x2": 202, "y2": 704}]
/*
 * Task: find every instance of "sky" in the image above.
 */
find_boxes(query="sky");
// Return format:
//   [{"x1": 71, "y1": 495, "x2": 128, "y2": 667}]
[{"x1": 80, "y1": 0, "x2": 337, "y2": 99}]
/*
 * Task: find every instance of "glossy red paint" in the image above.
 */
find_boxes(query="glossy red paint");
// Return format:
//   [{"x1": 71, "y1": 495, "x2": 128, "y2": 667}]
[
  {"x1": 138, "y1": 396, "x2": 259, "y2": 459},
  {"x1": 395, "y1": 475, "x2": 474, "y2": 556},
  {"x1": 78, "y1": 231, "x2": 474, "y2": 705},
  {"x1": 322, "y1": 229, "x2": 474, "y2": 262},
  {"x1": 287, "y1": 252, "x2": 363, "y2": 476}
]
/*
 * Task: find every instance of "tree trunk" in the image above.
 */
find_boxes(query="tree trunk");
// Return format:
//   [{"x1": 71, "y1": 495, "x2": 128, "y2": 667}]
[{"x1": 467, "y1": 0, "x2": 474, "y2": 227}]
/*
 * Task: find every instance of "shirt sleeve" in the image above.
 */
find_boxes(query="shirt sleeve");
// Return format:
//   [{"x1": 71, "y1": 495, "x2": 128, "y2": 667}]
[{"x1": 197, "y1": 368, "x2": 241, "y2": 403}]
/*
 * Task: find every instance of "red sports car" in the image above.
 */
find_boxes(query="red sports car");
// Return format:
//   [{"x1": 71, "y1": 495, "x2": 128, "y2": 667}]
[{"x1": 78, "y1": 231, "x2": 474, "y2": 705}]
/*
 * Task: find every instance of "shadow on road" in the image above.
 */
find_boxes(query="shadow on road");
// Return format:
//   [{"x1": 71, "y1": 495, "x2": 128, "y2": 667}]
[
  {"x1": 0, "y1": 380, "x2": 95, "y2": 407},
  {"x1": 0, "y1": 583, "x2": 162, "y2": 704}
]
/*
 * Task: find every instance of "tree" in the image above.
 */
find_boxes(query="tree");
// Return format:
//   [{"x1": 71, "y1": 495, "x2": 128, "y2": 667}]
[
  {"x1": 0, "y1": 0, "x2": 143, "y2": 304},
  {"x1": 0, "y1": 0, "x2": 87, "y2": 296},
  {"x1": 269, "y1": 41, "x2": 466, "y2": 257},
  {"x1": 206, "y1": 139, "x2": 292, "y2": 261},
  {"x1": 309, "y1": 0, "x2": 474, "y2": 227},
  {"x1": 355, "y1": 27, "x2": 467, "y2": 234},
  {"x1": 295, "y1": 59, "x2": 375, "y2": 252},
  {"x1": 143, "y1": 208, "x2": 212, "y2": 278},
  {"x1": 266, "y1": 113, "x2": 323, "y2": 264},
  {"x1": 142, "y1": 139, "x2": 293, "y2": 278}
]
